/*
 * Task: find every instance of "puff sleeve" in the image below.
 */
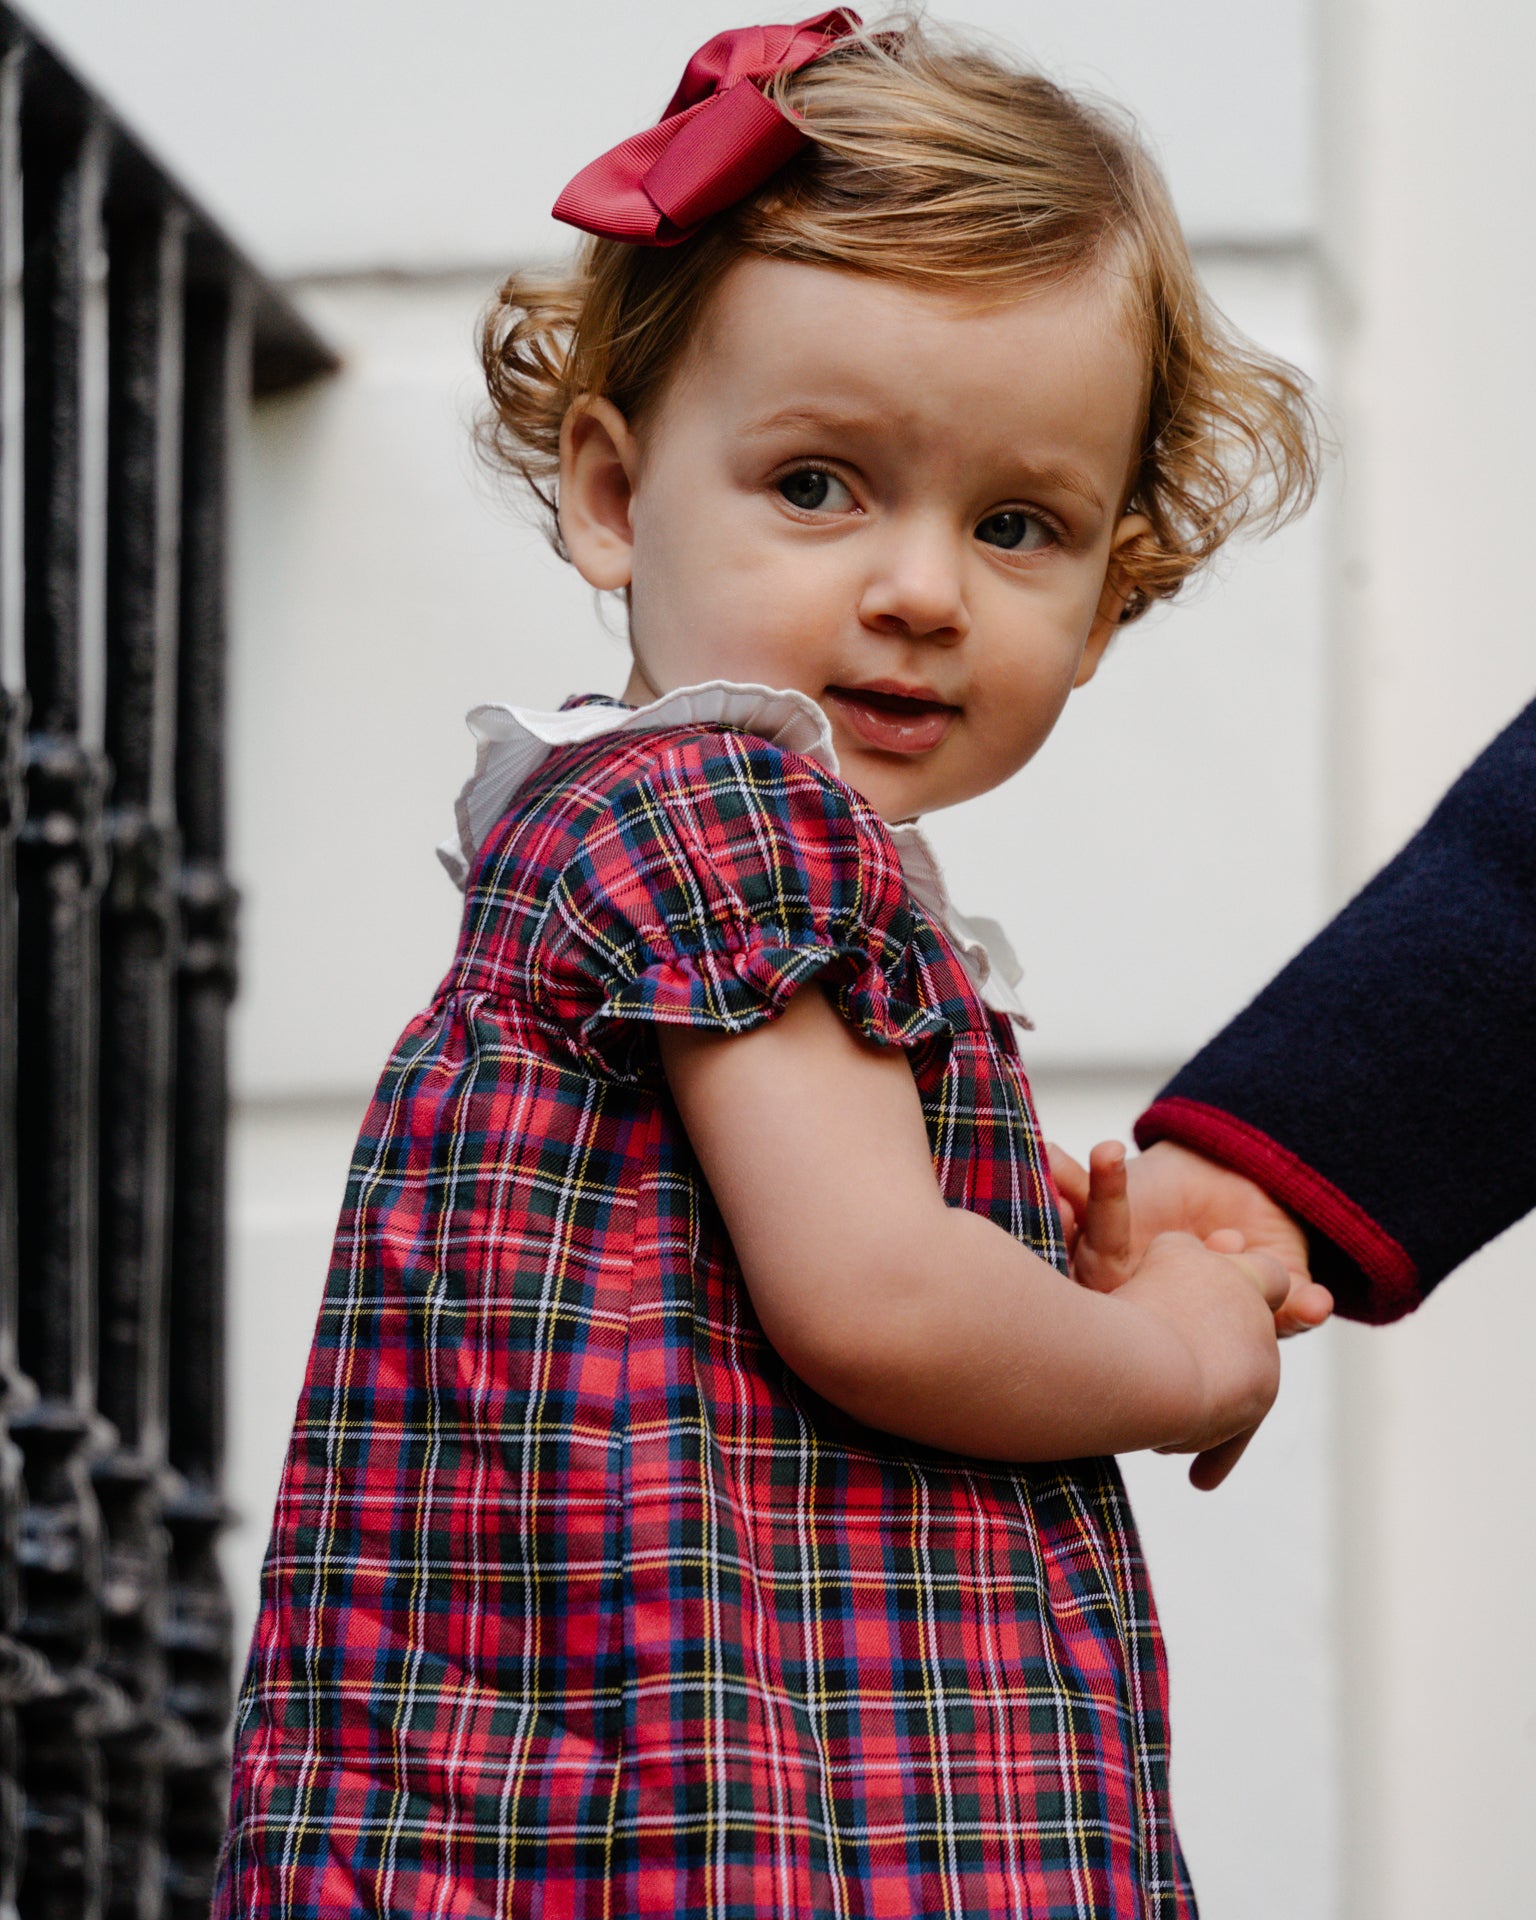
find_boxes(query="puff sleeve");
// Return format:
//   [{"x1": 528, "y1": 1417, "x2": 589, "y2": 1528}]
[{"x1": 527, "y1": 730, "x2": 951, "y2": 1086}]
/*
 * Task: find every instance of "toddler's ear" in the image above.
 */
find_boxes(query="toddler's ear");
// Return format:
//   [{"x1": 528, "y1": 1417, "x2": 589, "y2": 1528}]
[
  {"x1": 1075, "y1": 511, "x2": 1155, "y2": 687},
  {"x1": 559, "y1": 397, "x2": 640, "y2": 590}
]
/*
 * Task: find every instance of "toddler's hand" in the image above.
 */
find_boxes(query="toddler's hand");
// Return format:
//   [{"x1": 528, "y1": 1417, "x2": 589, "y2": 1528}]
[{"x1": 1116, "y1": 1228, "x2": 1290, "y2": 1489}]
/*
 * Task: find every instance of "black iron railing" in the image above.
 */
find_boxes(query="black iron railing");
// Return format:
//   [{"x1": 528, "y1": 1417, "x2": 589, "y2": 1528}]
[{"x1": 0, "y1": 8, "x2": 334, "y2": 1913}]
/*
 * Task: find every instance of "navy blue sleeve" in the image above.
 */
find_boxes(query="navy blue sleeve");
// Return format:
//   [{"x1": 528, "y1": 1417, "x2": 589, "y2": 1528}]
[{"x1": 1136, "y1": 696, "x2": 1536, "y2": 1322}]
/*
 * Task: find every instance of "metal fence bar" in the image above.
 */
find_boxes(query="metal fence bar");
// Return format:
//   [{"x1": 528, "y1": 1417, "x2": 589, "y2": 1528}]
[
  {"x1": 161, "y1": 260, "x2": 244, "y2": 1920},
  {"x1": 96, "y1": 169, "x2": 187, "y2": 1919},
  {"x1": 1, "y1": 24, "x2": 33, "y2": 1920},
  {"x1": 14, "y1": 61, "x2": 121, "y2": 1911},
  {"x1": 0, "y1": 5, "x2": 334, "y2": 1912}
]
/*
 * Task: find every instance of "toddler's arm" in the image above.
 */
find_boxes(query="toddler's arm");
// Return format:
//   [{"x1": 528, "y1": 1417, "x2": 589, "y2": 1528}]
[{"x1": 659, "y1": 987, "x2": 1289, "y2": 1468}]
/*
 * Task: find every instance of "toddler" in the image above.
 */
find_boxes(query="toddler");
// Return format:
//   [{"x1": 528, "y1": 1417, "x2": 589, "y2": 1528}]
[{"x1": 215, "y1": 12, "x2": 1328, "y2": 1915}]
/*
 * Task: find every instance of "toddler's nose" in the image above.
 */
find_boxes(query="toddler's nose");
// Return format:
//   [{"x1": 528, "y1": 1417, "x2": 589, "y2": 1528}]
[{"x1": 857, "y1": 523, "x2": 969, "y2": 643}]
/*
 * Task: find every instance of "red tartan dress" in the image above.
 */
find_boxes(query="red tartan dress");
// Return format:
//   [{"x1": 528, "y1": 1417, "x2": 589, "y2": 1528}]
[{"x1": 215, "y1": 683, "x2": 1195, "y2": 1918}]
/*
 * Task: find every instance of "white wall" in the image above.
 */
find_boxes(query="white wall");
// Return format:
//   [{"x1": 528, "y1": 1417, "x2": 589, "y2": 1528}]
[
  {"x1": 31, "y1": 0, "x2": 1311, "y2": 268},
  {"x1": 1319, "y1": 3, "x2": 1536, "y2": 1915},
  {"x1": 24, "y1": 4, "x2": 1352, "y2": 1912}
]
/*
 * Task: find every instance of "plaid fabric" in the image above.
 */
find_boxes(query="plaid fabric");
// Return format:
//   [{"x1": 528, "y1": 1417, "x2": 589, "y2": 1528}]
[{"x1": 216, "y1": 721, "x2": 1193, "y2": 1918}]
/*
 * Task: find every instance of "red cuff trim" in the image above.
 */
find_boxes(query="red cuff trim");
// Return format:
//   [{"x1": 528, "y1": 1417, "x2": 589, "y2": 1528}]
[{"x1": 1134, "y1": 1096, "x2": 1422, "y2": 1324}]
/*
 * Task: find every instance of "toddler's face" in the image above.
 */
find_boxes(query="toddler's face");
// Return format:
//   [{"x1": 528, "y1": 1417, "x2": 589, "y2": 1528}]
[{"x1": 560, "y1": 256, "x2": 1150, "y2": 820}]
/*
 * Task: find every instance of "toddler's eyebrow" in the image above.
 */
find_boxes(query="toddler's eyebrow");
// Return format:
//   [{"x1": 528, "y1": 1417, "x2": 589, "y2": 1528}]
[
  {"x1": 1011, "y1": 462, "x2": 1106, "y2": 514},
  {"x1": 739, "y1": 403, "x2": 876, "y2": 441},
  {"x1": 739, "y1": 404, "x2": 1106, "y2": 514}
]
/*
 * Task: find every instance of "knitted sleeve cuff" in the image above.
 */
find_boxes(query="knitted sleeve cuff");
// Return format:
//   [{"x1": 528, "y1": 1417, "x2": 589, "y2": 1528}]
[{"x1": 1134, "y1": 1095, "x2": 1424, "y2": 1324}]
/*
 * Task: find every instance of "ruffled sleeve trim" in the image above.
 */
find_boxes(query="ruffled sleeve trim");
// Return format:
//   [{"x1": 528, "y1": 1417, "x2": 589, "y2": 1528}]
[{"x1": 578, "y1": 931, "x2": 952, "y2": 1085}]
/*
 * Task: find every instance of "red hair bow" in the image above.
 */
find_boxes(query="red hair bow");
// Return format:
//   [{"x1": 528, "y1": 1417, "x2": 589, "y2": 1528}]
[{"x1": 553, "y1": 10, "x2": 862, "y2": 246}]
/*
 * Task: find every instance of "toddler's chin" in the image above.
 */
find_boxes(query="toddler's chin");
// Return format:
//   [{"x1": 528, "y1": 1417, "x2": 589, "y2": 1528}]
[{"x1": 838, "y1": 767, "x2": 921, "y2": 825}]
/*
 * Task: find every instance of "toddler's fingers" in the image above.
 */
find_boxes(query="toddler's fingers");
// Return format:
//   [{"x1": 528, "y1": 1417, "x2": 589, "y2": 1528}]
[
  {"x1": 1209, "y1": 1231, "x2": 1330, "y2": 1334},
  {"x1": 1078, "y1": 1140, "x2": 1133, "y2": 1290},
  {"x1": 1276, "y1": 1277, "x2": 1334, "y2": 1338},
  {"x1": 1188, "y1": 1427, "x2": 1257, "y2": 1491},
  {"x1": 1228, "y1": 1248, "x2": 1291, "y2": 1316},
  {"x1": 1085, "y1": 1141, "x2": 1129, "y2": 1249}
]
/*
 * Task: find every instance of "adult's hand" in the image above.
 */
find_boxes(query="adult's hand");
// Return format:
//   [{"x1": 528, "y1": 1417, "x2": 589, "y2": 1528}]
[{"x1": 1048, "y1": 1139, "x2": 1333, "y2": 1338}]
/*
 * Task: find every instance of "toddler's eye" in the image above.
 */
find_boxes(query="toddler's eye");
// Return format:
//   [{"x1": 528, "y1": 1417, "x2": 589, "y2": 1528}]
[
  {"x1": 976, "y1": 509, "x2": 1051, "y2": 552},
  {"x1": 777, "y1": 467, "x2": 853, "y2": 513}
]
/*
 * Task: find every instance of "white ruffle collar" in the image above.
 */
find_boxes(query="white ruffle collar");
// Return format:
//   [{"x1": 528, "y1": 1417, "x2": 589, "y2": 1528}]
[{"x1": 438, "y1": 678, "x2": 1029, "y2": 1026}]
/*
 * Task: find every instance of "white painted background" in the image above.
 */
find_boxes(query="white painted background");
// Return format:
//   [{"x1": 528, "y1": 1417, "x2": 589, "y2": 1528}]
[{"x1": 22, "y1": 1, "x2": 1536, "y2": 1913}]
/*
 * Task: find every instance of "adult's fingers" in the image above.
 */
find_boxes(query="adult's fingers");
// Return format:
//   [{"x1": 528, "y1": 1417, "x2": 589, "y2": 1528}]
[{"x1": 1045, "y1": 1142, "x2": 1089, "y2": 1228}]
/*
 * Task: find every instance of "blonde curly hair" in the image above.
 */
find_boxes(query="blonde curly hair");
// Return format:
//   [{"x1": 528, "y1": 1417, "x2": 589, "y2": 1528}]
[{"x1": 478, "y1": 15, "x2": 1319, "y2": 620}]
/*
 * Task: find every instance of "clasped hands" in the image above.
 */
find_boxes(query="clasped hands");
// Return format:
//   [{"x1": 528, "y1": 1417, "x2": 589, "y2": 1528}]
[{"x1": 1046, "y1": 1138, "x2": 1334, "y2": 1490}]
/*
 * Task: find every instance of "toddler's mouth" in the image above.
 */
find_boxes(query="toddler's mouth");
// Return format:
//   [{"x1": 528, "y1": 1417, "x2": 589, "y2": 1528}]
[{"x1": 825, "y1": 684, "x2": 958, "y2": 755}]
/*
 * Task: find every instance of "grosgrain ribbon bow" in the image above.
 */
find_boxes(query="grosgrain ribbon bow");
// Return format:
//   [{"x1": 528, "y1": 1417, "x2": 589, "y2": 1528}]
[{"x1": 553, "y1": 9, "x2": 862, "y2": 246}]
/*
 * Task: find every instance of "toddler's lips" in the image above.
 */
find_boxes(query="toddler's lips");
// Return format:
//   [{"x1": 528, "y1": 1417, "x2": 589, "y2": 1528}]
[{"x1": 826, "y1": 685, "x2": 958, "y2": 755}]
